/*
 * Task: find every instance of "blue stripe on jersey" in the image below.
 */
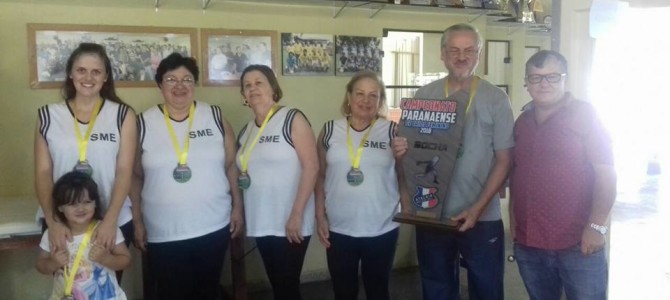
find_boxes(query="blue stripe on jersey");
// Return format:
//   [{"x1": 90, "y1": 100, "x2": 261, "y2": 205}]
[
  {"x1": 117, "y1": 103, "x2": 129, "y2": 132},
  {"x1": 388, "y1": 121, "x2": 397, "y2": 143},
  {"x1": 38, "y1": 106, "x2": 50, "y2": 140},
  {"x1": 322, "y1": 120, "x2": 334, "y2": 151},
  {"x1": 283, "y1": 108, "x2": 296, "y2": 148},
  {"x1": 137, "y1": 113, "x2": 146, "y2": 147},
  {"x1": 237, "y1": 124, "x2": 248, "y2": 149},
  {"x1": 211, "y1": 105, "x2": 225, "y2": 137}
]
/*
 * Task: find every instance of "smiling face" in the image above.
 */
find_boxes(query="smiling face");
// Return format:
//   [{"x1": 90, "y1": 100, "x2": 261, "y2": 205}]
[
  {"x1": 160, "y1": 66, "x2": 195, "y2": 112},
  {"x1": 348, "y1": 77, "x2": 382, "y2": 121},
  {"x1": 69, "y1": 54, "x2": 108, "y2": 100},
  {"x1": 441, "y1": 31, "x2": 480, "y2": 81},
  {"x1": 241, "y1": 70, "x2": 275, "y2": 107},
  {"x1": 59, "y1": 190, "x2": 96, "y2": 229}
]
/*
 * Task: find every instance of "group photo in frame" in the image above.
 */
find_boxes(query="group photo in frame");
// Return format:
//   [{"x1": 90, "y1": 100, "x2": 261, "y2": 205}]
[
  {"x1": 335, "y1": 35, "x2": 383, "y2": 76},
  {"x1": 201, "y1": 29, "x2": 277, "y2": 86},
  {"x1": 28, "y1": 23, "x2": 197, "y2": 89},
  {"x1": 280, "y1": 32, "x2": 334, "y2": 76}
]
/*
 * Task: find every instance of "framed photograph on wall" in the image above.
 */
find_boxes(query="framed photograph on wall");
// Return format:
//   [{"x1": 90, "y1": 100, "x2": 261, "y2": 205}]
[
  {"x1": 281, "y1": 33, "x2": 334, "y2": 76},
  {"x1": 28, "y1": 23, "x2": 197, "y2": 89},
  {"x1": 335, "y1": 35, "x2": 383, "y2": 76},
  {"x1": 201, "y1": 29, "x2": 277, "y2": 86}
]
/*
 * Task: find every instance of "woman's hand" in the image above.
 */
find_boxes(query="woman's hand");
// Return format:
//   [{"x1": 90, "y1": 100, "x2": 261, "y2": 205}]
[
  {"x1": 285, "y1": 213, "x2": 304, "y2": 244},
  {"x1": 93, "y1": 219, "x2": 118, "y2": 250},
  {"x1": 133, "y1": 219, "x2": 148, "y2": 252},
  {"x1": 48, "y1": 222, "x2": 72, "y2": 251},
  {"x1": 392, "y1": 137, "x2": 408, "y2": 159},
  {"x1": 230, "y1": 205, "x2": 245, "y2": 238},
  {"x1": 316, "y1": 215, "x2": 330, "y2": 248}
]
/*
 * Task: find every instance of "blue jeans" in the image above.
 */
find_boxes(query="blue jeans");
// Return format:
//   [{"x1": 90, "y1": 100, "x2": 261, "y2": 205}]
[
  {"x1": 514, "y1": 243, "x2": 608, "y2": 300},
  {"x1": 326, "y1": 228, "x2": 399, "y2": 300},
  {"x1": 416, "y1": 220, "x2": 505, "y2": 300}
]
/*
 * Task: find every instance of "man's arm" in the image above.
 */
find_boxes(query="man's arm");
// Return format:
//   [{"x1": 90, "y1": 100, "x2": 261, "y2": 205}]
[
  {"x1": 451, "y1": 148, "x2": 511, "y2": 231},
  {"x1": 581, "y1": 163, "x2": 617, "y2": 255}
]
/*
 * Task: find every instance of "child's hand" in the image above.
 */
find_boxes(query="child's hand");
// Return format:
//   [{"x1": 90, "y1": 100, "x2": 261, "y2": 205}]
[
  {"x1": 51, "y1": 247, "x2": 69, "y2": 268},
  {"x1": 88, "y1": 243, "x2": 109, "y2": 263}
]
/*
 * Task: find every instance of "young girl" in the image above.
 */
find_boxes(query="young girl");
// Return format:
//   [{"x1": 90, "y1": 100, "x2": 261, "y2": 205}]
[{"x1": 36, "y1": 171, "x2": 131, "y2": 300}]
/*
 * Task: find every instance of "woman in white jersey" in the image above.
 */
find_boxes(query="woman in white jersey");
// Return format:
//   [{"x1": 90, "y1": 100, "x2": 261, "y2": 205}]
[
  {"x1": 237, "y1": 65, "x2": 318, "y2": 300},
  {"x1": 315, "y1": 70, "x2": 409, "y2": 300},
  {"x1": 131, "y1": 53, "x2": 243, "y2": 299},
  {"x1": 34, "y1": 43, "x2": 137, "y2": 280}
]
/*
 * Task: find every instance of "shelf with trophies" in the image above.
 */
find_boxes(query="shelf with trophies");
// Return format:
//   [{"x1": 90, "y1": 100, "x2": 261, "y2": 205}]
[{"x1": 322, "y1": 0, "x2": 551, "y2": 34}]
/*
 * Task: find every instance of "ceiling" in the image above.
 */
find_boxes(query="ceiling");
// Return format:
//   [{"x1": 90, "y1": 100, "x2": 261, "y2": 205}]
[{"x1": 4, "y1": 0, "x2": 553, "y2": 14}]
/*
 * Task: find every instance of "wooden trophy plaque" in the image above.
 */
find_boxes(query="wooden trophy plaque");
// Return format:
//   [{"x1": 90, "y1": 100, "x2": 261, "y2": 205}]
[{"x1": 393, "y1": 90, "x2": 469, "y2": 230}]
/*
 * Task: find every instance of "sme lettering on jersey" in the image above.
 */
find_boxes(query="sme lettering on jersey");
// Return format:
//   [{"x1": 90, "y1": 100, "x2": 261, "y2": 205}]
[
  {"x1": 258, "y1": 135, "x2": 280, "y2": 143},
  {"x1": 363, "y1": 140, "x2": 388, "y2": 149},
  {"x1": 189, "y1": 129, "x2": 215, "y2": 138},
  {"x1": 90, "y1": 133, "x2": 117, "y2": 142}
]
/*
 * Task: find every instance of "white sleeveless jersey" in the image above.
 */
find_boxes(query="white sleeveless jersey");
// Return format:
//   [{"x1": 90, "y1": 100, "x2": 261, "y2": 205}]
[
  {"x1": 321, "y1": 118, "x2": 400, "y2": 237},
  {"x1": 236, "y1": 107, "x2": 315, "y2": 237},
  {"x1": 138, "y1": 101, "x2": 232, "y2": 243},
  {"x1": 37, "y1": 100, "x2": 132, "y2": 225}
]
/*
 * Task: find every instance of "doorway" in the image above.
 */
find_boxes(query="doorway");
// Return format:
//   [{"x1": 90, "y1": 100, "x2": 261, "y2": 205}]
[{"x1": 590, "y1": 6, "x2": 670, "y2": 300}]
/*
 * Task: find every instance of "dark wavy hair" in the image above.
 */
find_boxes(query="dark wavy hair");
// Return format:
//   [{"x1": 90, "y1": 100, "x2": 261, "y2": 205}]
[
  {"x1": 154, "y1": 52, "x2": 199, "y2": 86},
  {"x1": 51, "y1": 171, "x2": 103, "y2": 225},
  {"x1": 239, "y1": 64, "x2": 283, "y2": 102},
  {"x1": 61, "y1": 43, "x2": 124, "y2": 104}
]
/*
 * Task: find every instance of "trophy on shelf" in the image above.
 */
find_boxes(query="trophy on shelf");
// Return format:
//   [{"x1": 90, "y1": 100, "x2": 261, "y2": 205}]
[{"x1": 393, "y1": 90, "x2": 470, "y2": 230}]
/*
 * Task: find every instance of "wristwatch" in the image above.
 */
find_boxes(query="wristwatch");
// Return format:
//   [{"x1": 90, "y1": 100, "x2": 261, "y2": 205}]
[{"x1": 590, "y1": 223, "x2": 608, "y2": 235}]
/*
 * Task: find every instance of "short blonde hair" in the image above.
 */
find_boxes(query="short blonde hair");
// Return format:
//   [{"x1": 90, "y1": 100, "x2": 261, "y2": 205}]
[{"x1": 340, "y1": 70, "x2": 388, "y2": 118}]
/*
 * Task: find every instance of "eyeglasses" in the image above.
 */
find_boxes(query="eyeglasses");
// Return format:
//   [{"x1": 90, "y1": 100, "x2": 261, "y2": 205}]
[
  {"x1": 446, "y1": 48, "x2": 479, "y2": 58},
  {"x1": 526, "y1": 73, "x2": 566, "y2": 84},
  {"x1": 163, "y1": 76, "x2": 195, "y2": 86}
]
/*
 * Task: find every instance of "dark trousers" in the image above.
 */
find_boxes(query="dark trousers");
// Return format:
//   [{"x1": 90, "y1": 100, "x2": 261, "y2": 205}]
[
  {"x1": 256, "y1": 235, "x2": 311, "y2": 300},
  {"x1": 146, "y1": 226, "x2": 230, "y2": 300},
  {"x1": 116, "y1": 220, "x2": 134, "y2": 282},
  {"x1": 327, "y1": 228, "x2": 399, "y2": 300},
  {"x1": 416, "y1": 220, "x2": 505, "y2": 300}
]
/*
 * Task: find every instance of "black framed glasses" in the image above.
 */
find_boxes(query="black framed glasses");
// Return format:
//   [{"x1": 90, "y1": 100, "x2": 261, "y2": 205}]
[{"x1": 525, "y1": 73, "x2": 566, "y2": 84}]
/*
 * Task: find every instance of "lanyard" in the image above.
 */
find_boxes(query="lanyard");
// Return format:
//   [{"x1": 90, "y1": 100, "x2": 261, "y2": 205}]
[
  {"x1": 63, "y1": 221, "x2": 97, "y2": 296},
  {"x1": 347, "y1": 117, "x2": 377, "y2": 170},
  {"x1": 163, "y1": 102, "x2": 195, "y2": 165},
  {"x1": 238, "y1": 104, "x2": 279, "y2": 173},
  {"x1": 73, "y1": 99, "x2": 103, "y2": 163},
  {"x1": 444, "y1": 76, "x2": 480, "y2": 115}
]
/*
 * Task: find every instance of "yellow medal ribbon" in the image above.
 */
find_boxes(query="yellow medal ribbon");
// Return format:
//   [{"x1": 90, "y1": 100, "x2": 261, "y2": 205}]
[
  {"x1": 238, "y1": 104, "x2": 279, "y2": 174},
  {"x1": 73, "y1": 99, "x2": 103, "y2": 163},
  {"x1": 347, "y1": 117, "x2": 377, "y2": 170},
  {"x1": 63, "y1": 221, "x2": 97, "y2": 297},
  {"x1": 444, "y1": 76, "x2": 480, "y2": 115},
  {"x1": 163, "y1": 102, "x2": 196, "y2": 166}
]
